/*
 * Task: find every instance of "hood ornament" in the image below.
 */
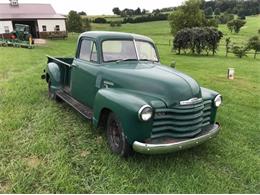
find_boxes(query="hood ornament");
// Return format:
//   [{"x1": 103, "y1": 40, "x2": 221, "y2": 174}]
[{"x1": 180, "y1": 98, "x2": 202, "y2": 106}]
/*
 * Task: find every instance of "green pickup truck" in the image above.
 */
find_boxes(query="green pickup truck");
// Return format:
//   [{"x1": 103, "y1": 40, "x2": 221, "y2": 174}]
[{"x1": 42, "y1": 31, "x2": 222, "y2": 157}]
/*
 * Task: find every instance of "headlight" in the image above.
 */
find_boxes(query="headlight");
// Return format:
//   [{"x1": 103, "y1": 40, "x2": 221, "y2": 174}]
[
  {"x1": 214, "y1": 95, "x2": 222, "y2": 107},
  {"x1": 138, "y1": 105, "x2": 153, "y2": 121}
]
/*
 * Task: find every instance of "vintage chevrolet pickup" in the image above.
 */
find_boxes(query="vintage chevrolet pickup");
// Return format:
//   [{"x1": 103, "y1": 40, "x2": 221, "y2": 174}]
[{"x1": 42, "y1": 31, "x2": 222, "y2": 157}]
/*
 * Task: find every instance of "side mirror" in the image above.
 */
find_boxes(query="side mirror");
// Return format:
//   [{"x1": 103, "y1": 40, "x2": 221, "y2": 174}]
[{"x1": 170, "y1": 61, "x2": 176, "y2": 68}]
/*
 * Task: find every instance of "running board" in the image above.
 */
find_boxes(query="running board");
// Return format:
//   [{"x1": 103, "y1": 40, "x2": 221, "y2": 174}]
[{"x1": 56, "y1": 90, "x2": 93, "y2": 120}]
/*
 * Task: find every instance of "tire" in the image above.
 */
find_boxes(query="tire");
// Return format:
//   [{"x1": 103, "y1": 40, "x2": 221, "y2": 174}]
[
  {"x1": 48, "y1": 80, "x2": 61, "y2": 102},
  {"x1": 106, "y1": 112, "x2": 133, "y2": 157}
]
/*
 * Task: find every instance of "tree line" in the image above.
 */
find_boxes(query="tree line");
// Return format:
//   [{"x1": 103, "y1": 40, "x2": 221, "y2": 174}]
[{"x1": 201, "y1": 0, "x2": 259, "y2": 18}]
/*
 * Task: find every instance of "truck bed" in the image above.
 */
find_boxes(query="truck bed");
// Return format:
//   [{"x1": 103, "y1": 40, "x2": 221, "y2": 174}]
[
  {"x1": 47, "y1": 55, "x2": 74, "y2": 92},
  {"x1": 47, "y1": 55, "x2": 74, "y2": 66}
]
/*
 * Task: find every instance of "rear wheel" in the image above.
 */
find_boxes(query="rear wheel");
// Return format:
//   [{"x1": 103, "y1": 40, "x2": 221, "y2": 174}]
[
  {"x1": 48, "y1": 80, "x2": 61, "y2": 102},
  {"x1": 106, "y1": 112, "x2": 132, "y2": 157}
]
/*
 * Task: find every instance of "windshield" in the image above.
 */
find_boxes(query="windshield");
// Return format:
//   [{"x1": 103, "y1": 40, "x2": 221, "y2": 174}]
[{"x1": 102, "y1": 40, "x2": 159, "y2": 62}]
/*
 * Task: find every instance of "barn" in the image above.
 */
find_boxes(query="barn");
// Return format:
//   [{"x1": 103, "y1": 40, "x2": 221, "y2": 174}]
[{"x1": 0, "y1": 0, "x2": 67, "y2": 38}]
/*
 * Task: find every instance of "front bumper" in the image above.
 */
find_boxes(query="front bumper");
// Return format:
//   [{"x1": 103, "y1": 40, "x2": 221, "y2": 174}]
[{"x1": 133, "y1": 123, "x2": 220, "y2": 154}]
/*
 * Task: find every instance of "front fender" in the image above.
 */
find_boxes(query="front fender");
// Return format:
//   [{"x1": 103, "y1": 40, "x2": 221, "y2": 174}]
[
  {"x1": 93, "y1": 88, "x2": 155, "y2": 144},
  {"x1": 46, "y1": 62, "x2": 62, "y2": 92},
  {"x1": 201, "y1": 87, "x2": 220, "y2": 123}
]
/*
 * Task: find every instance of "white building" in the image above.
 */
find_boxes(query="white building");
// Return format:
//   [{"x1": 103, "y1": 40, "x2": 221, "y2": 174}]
[{"x1": 0, "y1": 0, "x2": 67, "y2": 38}]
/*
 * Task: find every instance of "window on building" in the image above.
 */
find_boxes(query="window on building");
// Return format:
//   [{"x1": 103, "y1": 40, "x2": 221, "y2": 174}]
[
  {"x1": 42, "y1": 25, "x2": 47, "y2": 32},
  {"x1": 55, "y1": 25, "x2": 60, "y2": 31},
  {"x1": 4, "y1": 26, "x2": 9, "y2": 33},
  {"x1": 79, "y1": 39, "x2": 98, "y2": 63}
]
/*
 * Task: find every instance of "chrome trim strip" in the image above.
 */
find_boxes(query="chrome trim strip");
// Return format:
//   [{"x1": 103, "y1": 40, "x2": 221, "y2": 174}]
[
  {"x1": 180, "y1": 98, "x2": 203, "y2": 106},
  {"x1": 133, "y1": 123, "x2": 220, "y2": 154},
  {"x1": 133, "y1": 39, "x2": 140, "y2": 60}
]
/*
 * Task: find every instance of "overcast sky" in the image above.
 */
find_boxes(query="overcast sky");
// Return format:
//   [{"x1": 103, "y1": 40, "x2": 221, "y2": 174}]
[{"x1": 0, "y1": 0, "x2": 185, "y2": 15}]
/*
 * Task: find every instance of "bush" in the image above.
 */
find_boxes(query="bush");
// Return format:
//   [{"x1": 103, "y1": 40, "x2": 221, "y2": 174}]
[
  {"x1": 123, "y1": 14, "x2": 168, "y2": 24},
  {"x1": 173, "y1": 27, "x2": 223, "y2": 55},
  {"x1": 232, "y1": 45, "x2": 248, "y2": 58},
  {"x1": 110, "y1": 21, "x2": 122, "y2": 27},
  {"x1": 93, "y1": 17, "x2": 107, "y2": 24}
]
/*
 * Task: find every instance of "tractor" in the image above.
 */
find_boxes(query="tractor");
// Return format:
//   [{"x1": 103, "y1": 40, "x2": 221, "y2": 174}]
[{"x1": 0, "y1": 24, "x2": 34, "y2": 49}]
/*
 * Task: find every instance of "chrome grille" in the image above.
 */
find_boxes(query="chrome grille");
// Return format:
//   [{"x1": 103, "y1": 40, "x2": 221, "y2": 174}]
[{"x1": 152, "y1": 99, "x2": 212, "y2": 139}]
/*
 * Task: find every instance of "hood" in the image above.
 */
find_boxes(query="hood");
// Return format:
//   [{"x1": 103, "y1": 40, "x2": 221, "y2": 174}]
[{"x1": 101, "y1": 62, "x2": 201, "y2": 107}]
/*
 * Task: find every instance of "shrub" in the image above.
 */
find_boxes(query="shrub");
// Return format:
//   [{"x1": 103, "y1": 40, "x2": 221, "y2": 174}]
[
  {"x1": 110, "y1": 21, "x2": 122, "y2": 27},
  {"x1": 232, "y1": 45, "x2": 248, "y2": 58},
  {"x1": 93, "y1": 17, "x2": 107, "y2": 24}
]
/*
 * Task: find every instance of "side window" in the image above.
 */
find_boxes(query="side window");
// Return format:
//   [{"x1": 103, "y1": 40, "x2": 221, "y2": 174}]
[
  {"x1": 79, "y1": 39, "x2": 98, "y2": 63},
  {"x1": 42, "y1": 25, "x2": 47, "y2": 32},
  {"x1": 55, "y1": 25, "x2": 60, "y2": 31},
  {"x1": 4, "y1": 26, "x2": 9, "y2": 33}
]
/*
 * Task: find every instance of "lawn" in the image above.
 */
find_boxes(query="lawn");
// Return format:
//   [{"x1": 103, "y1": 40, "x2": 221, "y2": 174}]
[{"x1": 0, "y1": 16, "x2": 259, "y2": 193}]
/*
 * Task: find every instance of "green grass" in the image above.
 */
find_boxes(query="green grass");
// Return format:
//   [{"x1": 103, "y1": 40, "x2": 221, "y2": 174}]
[{"x1": 0, "y1": 16, "x2": 259, "y2": 193}]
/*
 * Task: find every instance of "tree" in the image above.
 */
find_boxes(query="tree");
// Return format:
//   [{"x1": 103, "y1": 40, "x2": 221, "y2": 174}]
[
  {"x1": 82, "y1": 18, "x2": 91, "y2": 31},
  {"x1": 247, "y1": 36, "x2": 260, "y2": 59},
  {"x1": 141, "y1": 9, "x2": 148, "y2": 15},
  {"x1": 214, "y1": 8, "x2": 221, "y2": 15},
  {"x1": 135, "y1": 7, "x2": 141, "y2": 15},
  {"x1": 227, "y1": 19, "x2": 246, "y2": 33},
  {"x1": 173, "y1": 27, "x2": 223, "y2": 55},
  {"x1": 67, "y1": 10, "x2": 82, "y2": 33},
  {"x1": 152, "y1": 9, "x2": 161, "y2": 16},
  {"x1": 78, "y1": 11, "x2": 87, "y2": 16},
  {"x1": 225, "y1": 37, "x2": 231, "y2": 57},
  {"x1": 204, "y1": 7, "x2": 213, "y2": 17},
  {"x1": 169, "y1": 0, "x2": 205, "y2": 35},
  {"x1": 112, "y1": 7, "x2": 121, "y2": 16}
]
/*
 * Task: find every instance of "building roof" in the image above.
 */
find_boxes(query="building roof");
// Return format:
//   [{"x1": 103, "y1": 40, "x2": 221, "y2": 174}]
[
  {"x1": 0, "y1": 3, "x2": 65, "y2": 19},
  {"x1": 80, "y1": 31, "x2": 154, "y2": 43}
]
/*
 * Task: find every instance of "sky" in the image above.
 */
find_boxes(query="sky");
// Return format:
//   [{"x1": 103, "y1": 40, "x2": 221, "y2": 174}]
[{"x1": 0, "y1": 0, "x2": 185, "y2": 15}]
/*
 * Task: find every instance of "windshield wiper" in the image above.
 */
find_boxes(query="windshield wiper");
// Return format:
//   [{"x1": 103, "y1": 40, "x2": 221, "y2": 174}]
[
  {"x1": 139, "y1": 59, "x2": 158, "y2": 63},
  {"x1": 116, "y1": 58, "x2": 137, "y2": 63}
]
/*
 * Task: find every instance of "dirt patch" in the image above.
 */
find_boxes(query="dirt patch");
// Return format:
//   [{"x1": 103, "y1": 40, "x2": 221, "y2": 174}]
[
  {"x1": 0, "y1": 180, "x2": 10, "y2": 193},
  {"x1": 80, "y1": 150, "x2": 91, "y2": 157},
  {"x1": 24, "y1": 156, "x2": 41, "y2": 169},
  {"x1": 34, "y1": 39, "x2": 47, "y2": 45}
]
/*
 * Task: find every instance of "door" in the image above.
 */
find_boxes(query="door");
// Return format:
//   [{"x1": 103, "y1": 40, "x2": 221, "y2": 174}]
[{"x1": 70, "y1": 38, "x2": 99, "y2": 108}]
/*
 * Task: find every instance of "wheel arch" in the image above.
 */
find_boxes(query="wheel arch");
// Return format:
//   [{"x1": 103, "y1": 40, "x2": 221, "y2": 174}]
[{"x1": 93, "y1": 88, "x2": 153, "y2": 144}]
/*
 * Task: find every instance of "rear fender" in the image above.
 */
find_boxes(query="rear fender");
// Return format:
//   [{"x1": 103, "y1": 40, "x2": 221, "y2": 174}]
[
  {"x1": 46, "y1": 62, "x2": 62, "y2": 92},
  {"x1": 93, "y1": 88, "x2": 153, "y2": 144}
]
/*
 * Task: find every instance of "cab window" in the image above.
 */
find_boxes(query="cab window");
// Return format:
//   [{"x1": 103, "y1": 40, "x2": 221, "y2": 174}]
[{"x1": 79, "y1": 39, "x2": 98, "y2": 63}]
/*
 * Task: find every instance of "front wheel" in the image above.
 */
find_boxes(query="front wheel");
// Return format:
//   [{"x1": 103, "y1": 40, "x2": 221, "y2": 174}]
[{"x1": 106, "y1": 113, "x2": 132, "y2": 157}]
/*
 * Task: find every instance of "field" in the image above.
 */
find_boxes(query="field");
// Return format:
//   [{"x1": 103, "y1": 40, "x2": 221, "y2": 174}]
[{"x1": 0, "y1": 16, "x2": 259, "y2": 193}]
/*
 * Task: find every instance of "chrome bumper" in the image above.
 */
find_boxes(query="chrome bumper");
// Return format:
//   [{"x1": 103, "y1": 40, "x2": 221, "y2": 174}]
[{"x1": 133, "y1": 123, "x2": 220, "y2": 154}]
